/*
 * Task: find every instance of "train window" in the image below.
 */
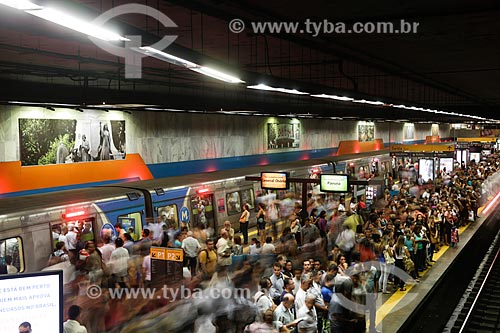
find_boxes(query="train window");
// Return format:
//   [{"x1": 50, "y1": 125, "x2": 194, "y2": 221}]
[
  {"x1": 158, "y1": 205, "x2": 178, "y2": 228},
  {"x1": 226, "y1": 191, "x2": 241, "y2": 215},
  {"x1": 240, "y1": 189, "x2": 255, "y2": 210},
  {"x1": 0, "y1": 237, "x2": 23, "y2": 273},
  {"x1": 118, "y1": 212, "x2": 143, "y2": 241}
]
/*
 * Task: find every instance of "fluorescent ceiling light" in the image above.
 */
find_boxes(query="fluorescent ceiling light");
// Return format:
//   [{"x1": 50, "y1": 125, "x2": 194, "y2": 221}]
[
  {"x1": 247, "y1": 84, "x2": 309, "y2": 95},
  {"x1": 353, "y1": 99, "x2": 384, "y2": 105},
  {"x1": 137, "y1": 47, "x2": 198, "y2": 68},
  {"x1": 25, "y1": 7, "x2": 129, "y2": 41},
  {"x1": 190, "y1": 66, "x2": 244, "y2": 84},
  {"x1": 311, "y1": 94, "x2": 353, "y2": 101},
  {"x1": 136, "y1": 47, "x2": 244, "y2": 83},
  {"x1": 0, "y1": 0, "x2": 41, "y2": 10}
]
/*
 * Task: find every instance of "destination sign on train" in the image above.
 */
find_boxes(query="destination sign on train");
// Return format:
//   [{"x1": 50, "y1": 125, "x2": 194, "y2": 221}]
[
  {"x1": 261, "y1": 172, "x2": 289, "y2": 190},
  {"x1": 320, "y1": 174, "x2": 349, "y2": 193}
]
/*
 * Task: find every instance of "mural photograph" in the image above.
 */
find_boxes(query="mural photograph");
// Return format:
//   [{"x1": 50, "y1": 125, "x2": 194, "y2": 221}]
[
  {"x1": 19, "y1": 118, "x2": 126, "y2": 166},
  {"x1": 358, "y1": 124, "x2": 375, "y2": 142},
  {"x1": 267, "y1": 122, "x2": 300, "y2": 149}
]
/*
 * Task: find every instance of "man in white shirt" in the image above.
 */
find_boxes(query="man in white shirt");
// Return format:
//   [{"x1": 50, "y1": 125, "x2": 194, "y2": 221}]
[
  {"x1": 295, "y1": 273, "x2": 312, "y2": 311},
  {"x1": 110, "y1": 238, "x2": 130, "y2": 288},
  {"x1": 261, "y1": 237, "x2": 276, "y2": 254},
  {"x1": 63, "y1": 305, "x2": 88, "y2": 333},
  {"x1": 269, "y1": 262, "x2": 284, "y2": 304},
  {"x1": 182, "y1": 231, "x2": 201, "y2": 276},
  {"x1": 297, "y1": 294, "x2": 318, "y2": 333},
  {"x1": 254, "y1": 277, "x2": 276, "y2": 314},
  {"x1": 142, "y1": 255, "x2": 151, "y2": 287},
  {"x1": 274, "y1": 293, "x2": 298, "y2": 332},
  {"x1": 99, "y1": 234, "x2": 115, "y2": 264}
]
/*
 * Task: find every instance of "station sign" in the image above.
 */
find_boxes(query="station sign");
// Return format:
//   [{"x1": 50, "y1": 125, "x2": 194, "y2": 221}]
[
  {"x1": 457, "y1": 137, "x2": 496, "y2": 142},
  {"x1": 390, "y1": 144, "x2": 454, "y2": 152},
  {"x1": 261, "y1": 172, "x2": 289, "y2": 190},
  {"x1": 320, "y1": 174, "x2": 349, "y2": 193},
  {"x1": 166, "y1": 248, "x2": 184, "y2": 262},
  {"x1": 150, "y1": 247, "x2": 184, "y2": 284}
]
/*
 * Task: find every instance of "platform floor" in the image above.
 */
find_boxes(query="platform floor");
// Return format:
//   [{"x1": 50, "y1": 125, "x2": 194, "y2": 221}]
[{"x1": 374, "y1": 214, "x2": 486, "y2": 332}]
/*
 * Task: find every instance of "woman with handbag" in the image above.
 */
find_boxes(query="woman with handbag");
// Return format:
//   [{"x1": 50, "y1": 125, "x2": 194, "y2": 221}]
[
  {"x1": 256, "y1": 203, "x2": 267, "y2": 245},
  {"x1": 393, "y1": 235, "x2": 408, "y2": 291},
  {"x1": 379, "y1": 236, "x2": 394, "y2": 294},
  {"x1": 239, "y1": 204, "x2": 250, "y2": 245}
]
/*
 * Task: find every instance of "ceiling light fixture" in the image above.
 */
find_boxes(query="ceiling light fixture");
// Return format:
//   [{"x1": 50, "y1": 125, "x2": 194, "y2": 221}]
[
  {"x1": 247, "y1": 84, "x2": 309, "y2": 95},
  {"x1": 0, "y1": 0, "x2": 41, "y2": 10},
  {"x1": 0, "y1": 1, "x2": 130, "y2": 41},
  {"x1": 26, "y1": 7, "x2": 129, "y2": 41},
  {"x1": 135, "y1": 46, "x2": 244, "y2": 83},
  {"x1": 311, "y1": 94, "x2": 353, "y2": 101}
]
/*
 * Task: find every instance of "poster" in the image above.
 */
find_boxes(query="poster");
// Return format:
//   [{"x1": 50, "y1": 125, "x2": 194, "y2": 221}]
[
  {"x1": 403, "y1": 124, "x2": 415, "y2": 141},
  {"x1": 267, "y1": 122, "x2": 300, "y2": 149},
  {"x1": 19, "y1": 118, "x2": 125, "y2": 166},
  {"x1": 418, "y1": 159, "x2": 434, "y2": 182},
  {"x1": 358, "y1": 124, "x2": 374, "y2": 142}
]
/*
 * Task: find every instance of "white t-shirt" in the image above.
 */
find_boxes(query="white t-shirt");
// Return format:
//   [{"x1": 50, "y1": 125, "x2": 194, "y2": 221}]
[
  {"x1": 142, "y1": 255, "x2": 151, "y2": 281},
  {"x1": 261, "y1": 243, "x2": 275, "y2": 254}
]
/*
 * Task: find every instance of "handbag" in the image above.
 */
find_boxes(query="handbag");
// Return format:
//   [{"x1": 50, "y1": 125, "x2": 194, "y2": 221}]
[
  {"x1": 403, "y1": 256, "x2": 415, "y2": 273},
  {"x1": 383, "y1": 249, "x2": 395, "y2": 265}
]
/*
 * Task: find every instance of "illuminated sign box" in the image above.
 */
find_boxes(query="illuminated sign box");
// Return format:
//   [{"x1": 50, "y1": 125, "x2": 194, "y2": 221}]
[
  {"x1": 261, "y1": 172, "x2": 289, "y2": 190},
  {"x1": 320, "y1": 174, "x2": 349, "y2": 193},
  {"x1": 0, "y1": 270, "x2": 63, "y2": 333}
]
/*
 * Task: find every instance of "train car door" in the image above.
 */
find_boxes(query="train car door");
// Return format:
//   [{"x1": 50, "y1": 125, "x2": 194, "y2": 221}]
[{"x1": 191, "y1": 194, "x2": 216, "y2": 232}]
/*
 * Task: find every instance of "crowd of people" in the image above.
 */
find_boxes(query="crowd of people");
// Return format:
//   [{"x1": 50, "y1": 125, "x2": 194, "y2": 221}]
[{"x1": 54, "y1": 154, "x2": 498, "y2": 332}]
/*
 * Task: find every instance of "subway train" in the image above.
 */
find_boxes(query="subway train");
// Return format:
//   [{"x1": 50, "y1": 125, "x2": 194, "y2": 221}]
[{"x1": 0, "y1": 150, "x2": 391, "y2": 279}]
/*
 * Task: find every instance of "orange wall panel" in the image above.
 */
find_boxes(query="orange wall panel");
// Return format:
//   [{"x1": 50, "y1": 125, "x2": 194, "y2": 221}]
[
  {"x1": 337, "y1": 139, "x2": 385, "y2": 155},
  {"x1": 0, "y1": 154, "x2": 153, "y2": 194}
]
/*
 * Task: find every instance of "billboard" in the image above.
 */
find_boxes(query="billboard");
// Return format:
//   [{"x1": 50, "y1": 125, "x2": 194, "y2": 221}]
[
  {"x1": 19, "y1": 118, "x2": 126, "y2": 166},
  {"x1": 358, "y1": 124, "x2": 374, "y2": 142},
  {"x1": 320, "y1": 174, "x2": 349, "y2": 193},
  {"x1": 0, "y1": 271, "x2": 63, "y2": 333},
  {"x1": 418, "y1": 159, "x2": 435, "y2": 182},
  {"x1": 261, "y1": 172, "x2": 289, "y2": 190},
  {"x1": 267, "y1": 122, "x2": 300, "y2": 149}
]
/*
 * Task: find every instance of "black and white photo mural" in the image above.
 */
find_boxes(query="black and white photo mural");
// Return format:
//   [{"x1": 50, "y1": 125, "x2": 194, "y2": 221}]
[
  {"x1": 267, "y1": 122, "x2": 301, "y2": 150},
  {"x1": 19, "y1": 118, "x2": 126, "y2": 166}
]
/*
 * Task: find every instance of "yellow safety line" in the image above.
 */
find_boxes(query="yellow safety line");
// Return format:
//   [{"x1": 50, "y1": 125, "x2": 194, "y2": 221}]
[{"x1": 374, "y1": 221, "x2": 471, "y2": 326}]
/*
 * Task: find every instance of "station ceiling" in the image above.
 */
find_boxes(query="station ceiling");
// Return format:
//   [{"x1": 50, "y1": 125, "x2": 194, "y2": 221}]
[{"x1": 0, "y1": 0, "x2": 499, "y2": 124}]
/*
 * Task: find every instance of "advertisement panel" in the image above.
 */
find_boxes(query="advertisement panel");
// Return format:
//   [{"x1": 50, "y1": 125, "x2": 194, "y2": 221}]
[{"x1": 0, "y1": 271, "x2": 63, "y2": 333}]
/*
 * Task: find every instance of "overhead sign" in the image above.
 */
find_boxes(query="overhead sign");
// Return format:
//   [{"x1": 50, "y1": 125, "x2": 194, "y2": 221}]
[
  {"x1": 457, "y1": 137, "x2": 496, "y2": 142},
  {"x1": 390, "y1": 144, "x2": 454, "y2": 152},
  {"x1": 261, "y1": 172, "x2": 289, "y2": 190},
  {"x1": 150, "y1": 247, "x2": 166, "y2": 260},
  {"x1": 320, "y1": 174, "x2": 349, "y2": 193}
]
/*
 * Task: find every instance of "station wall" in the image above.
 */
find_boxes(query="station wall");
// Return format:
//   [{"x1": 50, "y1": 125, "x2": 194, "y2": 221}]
[{"x1": 0, "y1": 105, "x2": 451, "y2": 164}]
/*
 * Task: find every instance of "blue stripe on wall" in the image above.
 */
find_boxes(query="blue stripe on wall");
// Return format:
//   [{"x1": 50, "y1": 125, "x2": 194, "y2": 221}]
[
  {"x1": 147, "y1": 139, "x2": 440, "y2": 179},
  {"x1": 148, "y1": 147, "x2": 340, "y2": 178},
  {"x1": 0, "y1": 177, "x2": 140, "y2": 199}
]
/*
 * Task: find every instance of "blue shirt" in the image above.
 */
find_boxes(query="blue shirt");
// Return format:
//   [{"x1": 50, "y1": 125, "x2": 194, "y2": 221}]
[{"x1": 321, "y1": 285, "x2": 333, "y2": 304}]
